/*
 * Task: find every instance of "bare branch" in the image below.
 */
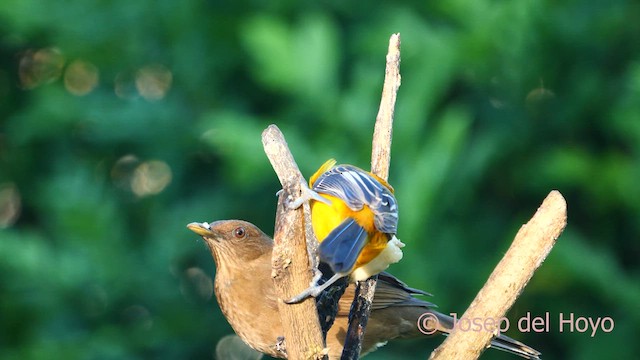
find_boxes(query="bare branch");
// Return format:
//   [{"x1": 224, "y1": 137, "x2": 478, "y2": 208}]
[
  {"x1": 341, "y1": 33, "x2": 402, "y2": 360},
  {"x1": 430, "y1": 190, "x2": 567, "y2": 360},
  {"x1": 262, "y1": 124, "x2": 326, "y2": 360},
  {"x1": 371, "y1": 33, "x2": 401, "y2": 178}
]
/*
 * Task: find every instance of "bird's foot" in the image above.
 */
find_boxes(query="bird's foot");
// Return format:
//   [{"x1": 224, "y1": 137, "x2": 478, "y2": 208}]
[
  {"x1": 275, "y1": 336, "x2": 286, "y2": 357},
  {"x1": 284, "y1": 272, "x2": 344, "y2": 304},
  {"x1": 284, "y1": 270, "x2": 323, "y2": 304},
  {"x1": 277, "y1": 179, "x2": 331, "y2": 210}
]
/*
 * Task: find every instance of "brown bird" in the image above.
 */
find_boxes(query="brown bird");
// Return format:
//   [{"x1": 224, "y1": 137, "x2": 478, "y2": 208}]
[{"x1": 187, "y1": 219, "x2": 541, "y2": 360}]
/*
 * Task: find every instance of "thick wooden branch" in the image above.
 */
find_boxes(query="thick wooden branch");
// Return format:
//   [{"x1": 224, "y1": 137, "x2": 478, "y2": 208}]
[
  {"x1": 341, "y1": 33, "x2": 402, "y2": 360},
  {"x1": 430, "y1": 190, "x2": 567, "y2": 360},
  {"x1": 262, "y1": 125, "x2": 327, "y2": 360}
]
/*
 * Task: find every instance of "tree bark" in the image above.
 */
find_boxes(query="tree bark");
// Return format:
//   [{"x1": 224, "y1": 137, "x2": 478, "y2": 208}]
[{"x1": 263, "y1": 125, "x2": 327, "y2": 360}]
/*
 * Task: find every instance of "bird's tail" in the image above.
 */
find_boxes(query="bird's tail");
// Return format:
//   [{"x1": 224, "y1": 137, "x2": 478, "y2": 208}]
[
  {"x1": 431, "y1": 311, "x2": 542, "y2": 360},
  {"x1": 374, "y1": 273, "x2": 541, "y2": 359}
]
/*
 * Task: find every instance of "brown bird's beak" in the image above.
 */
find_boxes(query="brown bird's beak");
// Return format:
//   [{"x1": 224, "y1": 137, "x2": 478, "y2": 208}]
[{"x1": 187, "y1": 222, "x2": 215, "y2": 237}]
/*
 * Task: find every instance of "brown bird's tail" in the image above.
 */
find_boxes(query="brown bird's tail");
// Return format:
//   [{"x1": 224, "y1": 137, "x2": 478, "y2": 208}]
[
  {"x1": 375, "y1": 273, "x2": 541, "y2": 360},
  {"x1": 489, "y1": 334, "x2": 542, "y2": 360}
]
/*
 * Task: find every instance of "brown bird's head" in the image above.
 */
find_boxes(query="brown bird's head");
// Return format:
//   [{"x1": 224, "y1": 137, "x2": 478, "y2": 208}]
[{"x1": 187, "y1": 220, "x2": 274, "y2": 265}]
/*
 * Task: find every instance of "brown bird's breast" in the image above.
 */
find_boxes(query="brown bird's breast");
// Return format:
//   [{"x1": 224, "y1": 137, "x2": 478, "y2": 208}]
[{"x1": 213, "y1": 252, "x2": 286, "y2": 358}]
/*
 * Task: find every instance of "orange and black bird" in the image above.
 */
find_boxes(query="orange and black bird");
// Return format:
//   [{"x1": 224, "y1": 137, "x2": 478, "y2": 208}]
[
  {"x1": 285, "y1": 159, "x2": 405, "y2": 303},
  {"x1": 187, "y1": 220, "x2": 542, "y2": 360}
]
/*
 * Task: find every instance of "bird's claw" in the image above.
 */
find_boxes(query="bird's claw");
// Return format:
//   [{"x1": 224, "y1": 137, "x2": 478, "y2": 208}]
[
  {"x1": 284, "y1": 286, "x2": 324, "y2": 304},
  {"x1": 284, "y1": 272, "x2": 344, "y2": 304},
  {"x1": 282, "y1": 179, "x2": 332, "y2": 210},
  {"x1": 275, "y1": 336, "x2": 286, "y2": 356},
  {"x1": 284, "y1": 271, "x2": 323, "y2": 304}
]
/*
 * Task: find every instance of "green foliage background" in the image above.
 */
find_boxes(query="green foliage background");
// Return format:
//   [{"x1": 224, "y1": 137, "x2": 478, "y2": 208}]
[{"x1": 1, "y1": 0, "x2": 639, "y2": 359}]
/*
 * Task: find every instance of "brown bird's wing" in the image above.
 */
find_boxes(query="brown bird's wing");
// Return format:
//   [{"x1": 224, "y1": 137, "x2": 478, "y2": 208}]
[
  {"x1": 372, "y1": 272, "x2": 437, "y2": 309},
  {"x1": 377, "y1": 272, "x2": 432, "y2": 297},
  {"x1": 336, "y1": 272, "x2": 437, "y2": 316}
]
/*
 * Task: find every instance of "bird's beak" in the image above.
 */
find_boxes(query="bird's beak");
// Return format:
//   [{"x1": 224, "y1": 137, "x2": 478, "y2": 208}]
[{"x1": 187, "y1": 222, "x2": 214, "y2": 237}]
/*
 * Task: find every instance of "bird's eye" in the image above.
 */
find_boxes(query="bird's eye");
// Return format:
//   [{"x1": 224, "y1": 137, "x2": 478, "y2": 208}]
[{"x1": 233, "y1": 227, "x2": 246, "y2": 238}]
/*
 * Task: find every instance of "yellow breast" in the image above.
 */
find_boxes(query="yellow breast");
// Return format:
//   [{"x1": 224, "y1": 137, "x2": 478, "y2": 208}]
[{"x1": 311, "y1": 194, "x2": 387, "y2": 269}]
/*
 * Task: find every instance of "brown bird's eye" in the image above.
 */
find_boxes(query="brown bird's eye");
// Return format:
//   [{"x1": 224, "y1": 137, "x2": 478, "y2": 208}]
[{"x1": 233, "y1": 227, "x2": 245, "y2": 238}]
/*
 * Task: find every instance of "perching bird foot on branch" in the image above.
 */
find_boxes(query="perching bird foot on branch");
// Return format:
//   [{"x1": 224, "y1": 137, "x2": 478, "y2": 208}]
[
  {"x1": 279, "y1": 178, "x2": 332, "y2": 210},
  {"x1": 275, "y1": 336, "x2": 286, "y2": 357}
]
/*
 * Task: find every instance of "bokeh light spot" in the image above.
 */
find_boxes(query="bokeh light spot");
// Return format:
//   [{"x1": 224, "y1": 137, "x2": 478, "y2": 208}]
[
  {"x1": 111, "y1": 154, "x2": 140, "y2": 190},
  {"x1": 180, "y1": 267, "x2": 214, "y2": 302},
  {"x1": 114, "y1": 71, "x2": 137, "y2": 99},
  {"x1": 122, "y1": 305, "x2": 153, "y2": 330},
  {"x1": 18, "y1": 47, "x2": 65, "y2": 89},
  {"x1": 131, "y1": 160, "x2": 172, "y2": 197},
  {"x1": 526, "y1": 80, "x2": 555, "y2": 105},
  {"x1": 135, "y1": 64, "x2": 172, "y2": 101},
  {"x1": 0, "y1": 183, "x2": 21, "y2": 228},
  {"x1": 64, "y1": 59, "x2": 99, "y2": 96}
]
